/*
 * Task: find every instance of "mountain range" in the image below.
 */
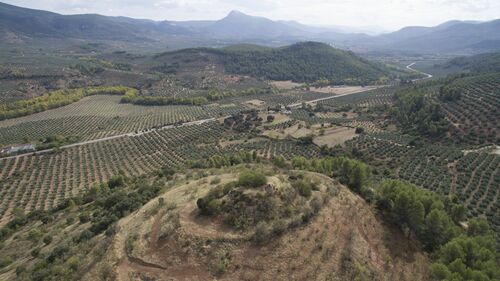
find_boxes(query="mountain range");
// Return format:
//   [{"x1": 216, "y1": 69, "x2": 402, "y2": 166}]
[{"x1": 1, "y1": 2, "x2": 499, "y2": 54}]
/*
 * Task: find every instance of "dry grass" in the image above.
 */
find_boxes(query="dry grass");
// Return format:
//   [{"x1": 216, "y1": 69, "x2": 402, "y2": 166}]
[
  {"x1": 269, "y1": 80, "x2": 302, "y2": 90},
  {"x1": 310, "y1": 85, "x2": 379, "y2": 95},
  {"x1": 244, "y1": 99, "x2": 266, "y2": 108},
  {"x1": 92, "y1": 169, "x2": 430, "y2": 281},
  {"x1": 313, "y1": 126, "x2": 358, "y2": 147}
]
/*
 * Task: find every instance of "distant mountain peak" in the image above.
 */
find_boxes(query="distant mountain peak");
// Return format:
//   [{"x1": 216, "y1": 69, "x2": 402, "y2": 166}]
[
  {"x1": 224, "y1": 10, "x2": 252, "y2": 19},
  {"x1": 227, "y1": 10, "x2": 245, "y2": 16}
]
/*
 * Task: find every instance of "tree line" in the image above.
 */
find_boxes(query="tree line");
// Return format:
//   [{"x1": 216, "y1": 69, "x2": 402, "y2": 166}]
[{"x1": 0, "y1": 86, "x2": 137, "y2": 121}]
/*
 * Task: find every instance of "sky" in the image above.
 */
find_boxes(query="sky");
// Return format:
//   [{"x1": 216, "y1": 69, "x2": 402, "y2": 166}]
[{"x1": 3, "y1": 0, "x2": 500, "y2": 31}]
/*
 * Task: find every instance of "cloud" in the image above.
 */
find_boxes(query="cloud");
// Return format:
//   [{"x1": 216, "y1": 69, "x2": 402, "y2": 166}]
[{"x1": 3, "y1": 0, "x2": 499, "y2": 30}]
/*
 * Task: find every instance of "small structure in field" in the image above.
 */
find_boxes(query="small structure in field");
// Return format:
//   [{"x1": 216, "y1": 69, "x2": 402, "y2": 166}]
[{"x1": 0, "y1": 144, "x2": 36, "y2": 155}]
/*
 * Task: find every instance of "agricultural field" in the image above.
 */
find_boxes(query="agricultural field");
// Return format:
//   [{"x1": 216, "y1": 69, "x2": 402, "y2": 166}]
[
  {"x1": 0, "y1": 95, "x2": 243, "y2": 146},
  {"x1": 438, "y1": 73, "x2": 500, "y2": 145},
  {"x1": 346, "y1": 134, "x2": 500, "y2": 235},
  {"x1": 0, "y1": 120, "x2": 321, "y2": 225},
  {"x1": 0, "y1": 36, "x2": 498, "y2": 281}
]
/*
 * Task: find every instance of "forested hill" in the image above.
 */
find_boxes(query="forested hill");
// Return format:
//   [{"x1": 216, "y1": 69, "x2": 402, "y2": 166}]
[
  {"x1": 443, "y1": 51, "x2": 500, "y2": 73},
  {"x1": 221, "y1": 42, "x2": 389, "y2": 84},
  {"x1": 154, "y1": 42, "x2": 391, "y2": 85}
]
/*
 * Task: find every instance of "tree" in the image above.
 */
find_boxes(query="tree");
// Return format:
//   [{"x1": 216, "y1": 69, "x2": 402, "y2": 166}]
[
  {"x1": 266, "y1": 115, "x2": 275, "y2": 123},
  {"x1": 450, "y1": 204, "x2": 466, "y2": 223},
  {"x1": 347, "y1": 162, "x2": 370, "y2": 193},
  {"x1": 355, "y1": 127, "x2": 364, "y2": 134},
  {"x1": 422, "y1": 209, "x2": 455, "y2": 251},
  {"x1": 430, "y1": 263, "x2": 451, "y2": 280}
]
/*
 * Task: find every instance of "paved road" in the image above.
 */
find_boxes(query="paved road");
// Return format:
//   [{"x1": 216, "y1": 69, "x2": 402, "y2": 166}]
[{"x1": 406, "y1": 62, "x2": 433, "y2": 81}]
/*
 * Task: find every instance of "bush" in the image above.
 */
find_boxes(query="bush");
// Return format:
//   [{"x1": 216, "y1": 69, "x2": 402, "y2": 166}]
[
  {"x1": 108, "y1": 175, "x2": 125, "y2": 189},
  {"x1": 238, "y1": 171, "x2": 267, "y2": 188},
  {"x1": 31, "y1": 248, "x2": 41, "y2": 258},
  {"x1": 79, "y1": 212, "x2": 90, "y2": 223},
  {"x1": 43, "y1": 235, "x2": 53, "y2": 245},
  {"x1": 292, "y1": 179, "x2": 313, "y2": 198},
  {"x1": 0, "y1": 257, "x2": 13, "y2": 268},
  {"x1": 210, "y1": 177, "x2": 221, "y2": 185},
  {"x1": 254, "y1": 222, "x2": 272, "y2": 245}
]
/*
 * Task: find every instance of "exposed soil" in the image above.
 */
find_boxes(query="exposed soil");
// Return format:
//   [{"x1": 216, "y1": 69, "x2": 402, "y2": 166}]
[
  {"x1": 310, "y1": 85, "x2": 379, "y2": 94},
  {"x1": 269, "y1": 80, "x2": 302, "y2": 90},
  {"x1": 106, "y1": 171, "x2": 429, "y2": 281},
  {"x1": 313, "y1": 126, "x2": 358, "y2": 147}
]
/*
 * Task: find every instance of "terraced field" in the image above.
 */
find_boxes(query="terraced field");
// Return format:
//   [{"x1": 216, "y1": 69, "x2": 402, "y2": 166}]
[
  {"x1": 346, "y1": 134, "x2": 500, "y2": 234},
  {"x1": 439, "y1": 73, "x2": 500, "y2": 145}
]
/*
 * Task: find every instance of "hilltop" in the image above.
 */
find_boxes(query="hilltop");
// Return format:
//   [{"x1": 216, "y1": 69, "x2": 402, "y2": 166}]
[
  {"x1": 150, "y1": 42, "x2": 391, "y2": 84},
  {"x1": 0, "y1": 164, "x2": 430, "y2": 281}
]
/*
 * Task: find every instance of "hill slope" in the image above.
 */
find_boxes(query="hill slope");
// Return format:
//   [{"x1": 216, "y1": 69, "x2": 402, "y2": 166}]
[
  {"x1": 372, "y1": 20, "x2": 500, "y2": 54},
  {"x1": 222, "y1": 42, "x2": 388, "y2": 83},
  {"x1": 151, "y1": 42, "x2": 389, "y2": 84},
  {"x1": 201, "y1": 10, "x2": 305, "y2": 40},
  {"x1": 1, "y1": 2, "x2": 499, "y2": 54},
  {"x1": 0, "y1": 2, "x2": 189, "y2": 42},
  {"x1": 443, "y1": 51, "x2": 500, "y2": 73}
]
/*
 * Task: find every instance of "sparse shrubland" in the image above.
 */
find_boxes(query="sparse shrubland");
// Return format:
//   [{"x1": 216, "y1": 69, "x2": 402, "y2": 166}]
[{"x1": 196, "y1": 168, "x2": 332, "y2": 241}]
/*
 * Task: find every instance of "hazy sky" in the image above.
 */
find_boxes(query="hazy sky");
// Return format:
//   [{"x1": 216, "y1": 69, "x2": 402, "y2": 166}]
[{"x1": 3, "y1": 0, "x2": 500, "y2": 31}]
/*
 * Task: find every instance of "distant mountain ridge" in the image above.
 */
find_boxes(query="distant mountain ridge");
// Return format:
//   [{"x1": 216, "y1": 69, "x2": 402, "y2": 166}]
[
  {"x1": 371, "y1": 19, "x2": 500, "y2": 53},
  {"x1": 0, "y1": 2, "x2": 191, "y2": 41},
  {"x1": 1, "y1": 2, "x2": 499, "y2": 54}
]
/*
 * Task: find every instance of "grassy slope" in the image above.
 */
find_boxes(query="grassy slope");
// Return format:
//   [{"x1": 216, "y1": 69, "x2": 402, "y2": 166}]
[{"x1": 90, "y1": 166, "x2": 429, "y2": 281}]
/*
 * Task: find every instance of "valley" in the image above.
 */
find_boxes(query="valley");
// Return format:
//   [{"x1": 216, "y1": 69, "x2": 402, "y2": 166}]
[{"x1": 0, "y1": 2, "x2": 498, "y2": 281}]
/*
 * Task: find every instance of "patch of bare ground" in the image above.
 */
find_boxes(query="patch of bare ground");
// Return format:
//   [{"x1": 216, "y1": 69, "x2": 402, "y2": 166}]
[
  {"x1": 98, "y1": 170, "x2": 429, "y2": 281},
  {"x1": 269, "y1": 80, "x2": 302, "y2": 90},
  {"x1": 259, "y1": 112, "x2": 290, "y2": 125},
  {"x1": 313, "y1": 126, "x2": 358, "y2": 147},
  {"x1": 262, "y1": 122, "x2": 311, "y2": 140},
  {"x1": 219, "y1": 137, "x2": 267, "y2": 148},
  {"x1": 244, "y1": 99, "x2": 266, "y2": 108},
  {"x1": 310, "y1": 85, "x2": 380, "y2": 95}
]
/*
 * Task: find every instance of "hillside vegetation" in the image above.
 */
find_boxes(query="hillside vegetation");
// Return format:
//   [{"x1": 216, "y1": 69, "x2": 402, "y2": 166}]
[
  {"x1": 443, "y1": 51, "x2": 500, "y2": 73},
  {"x1": 220, "y1": 42, "x2": 388, "y2": 84},
  {"x1": 153, "y1": 42, "x2": 391, "y2": 85}
]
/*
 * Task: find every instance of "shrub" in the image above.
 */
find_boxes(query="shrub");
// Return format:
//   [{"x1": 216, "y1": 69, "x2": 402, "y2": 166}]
[
  {"x1": 254, "y1": 222, "x2": 272, "y2": 245},
  {"x1": 293, "y1": 179, "x2": 313, "y2": 198},
  {"x1": 238, "y1": 171, "x2": 267, "y2": 188},
  {"x1": 28, "y1": 228, "x2": 43, "y2": 242},
  {"x1": 108, "y1": 175, "x2": 125, "y2": 189},
  {"x1": 272, "y1": 155, "x2": 287, "y2": 168},
  {"x1": 210, "y1": 177, "x2": 221, "y2": 185},
  {"x1": 31, "y1": 248, "x2": 40, "y2": 258},
  {"x1": 43, "y1": 235, "x2": 53, "y2": 245},
  {"x1": 79, "y1": 212, "x2": 90, "y2": 223},
  {"x1": 0, "y1": 257, "x2": 13, "y2": 268}
]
